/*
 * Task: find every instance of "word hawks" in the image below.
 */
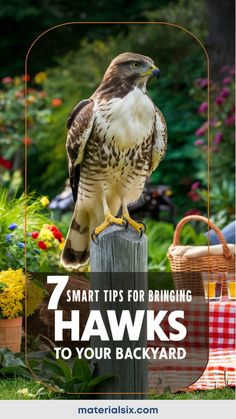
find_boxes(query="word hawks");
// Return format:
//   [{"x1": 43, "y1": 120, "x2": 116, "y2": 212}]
[{"x1": 53, "y1": 309, "x2": 186, "y2": 342}]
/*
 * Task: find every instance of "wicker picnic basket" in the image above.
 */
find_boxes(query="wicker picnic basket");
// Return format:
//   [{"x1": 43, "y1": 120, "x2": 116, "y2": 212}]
[{"x1": 168, "y1": 215, "x2": 235, "y2": 296}]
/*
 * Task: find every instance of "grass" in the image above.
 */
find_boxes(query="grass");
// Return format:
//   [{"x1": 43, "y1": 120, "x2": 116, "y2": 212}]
[
  {"x1": 0, "y1": 378, "x2": 53, "y2": 400},
  {"x1": 0, "y1": 378, "x2": 235, "y2": 400},
  {"x1": 150, "y1": 387, "x2": 235, "y2": 400}
]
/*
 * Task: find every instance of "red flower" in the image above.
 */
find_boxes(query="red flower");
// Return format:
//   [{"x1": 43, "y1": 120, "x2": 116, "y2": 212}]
[
  {"x1": 38, "y1": 240, "x2": 47, "y2": 250},
  {"x1": 184, "y1": 209, "x2": 201, "y2": 216},
  {"x1": 0, "y1": 157, "x2": 13, "y2": 169},
  {"x1": 48, "y1": 225, "x2": 58, "y2": 232},
  {"x1": 22, "y1": 74, "x2": 31, "y2": 82},
  {"x1": 187, "y1": 190, "x2": 201, "y2": 202},
  {"x1": 31, "y1": 231, "x2": 39, "y2": 239},
  {"x1": 23, "y1": 137, "x2": 32, "y2": 145},
  {"x1": 53, "y1": 230, "x2": 63, "y2": 242},
  {"x1": 2, "y1": 77, "x2": 13, "y2": 85},
  {"x1": 51, "y1": 98, "x2": 62, "y2": 107}
]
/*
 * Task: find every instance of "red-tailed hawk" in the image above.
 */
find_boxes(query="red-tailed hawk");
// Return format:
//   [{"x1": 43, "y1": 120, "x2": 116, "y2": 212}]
[{"x1": 61, "y1": 52, "x2": 167, "y2": 269}]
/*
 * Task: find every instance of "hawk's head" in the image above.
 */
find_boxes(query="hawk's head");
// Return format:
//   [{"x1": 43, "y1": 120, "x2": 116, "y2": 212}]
[
  {"x1": 106, "y1": 52, "x2": 160, "y2": 83},
  {"x1": 94, "y1": 52, "x2": 160, "y2": 100}
]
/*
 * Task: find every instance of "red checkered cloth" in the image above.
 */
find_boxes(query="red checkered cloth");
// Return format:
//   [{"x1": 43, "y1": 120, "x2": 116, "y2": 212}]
[
  {"x1": 148, "y1": 349, "x2": 236, "y2": 392},
  {"x1": 148, "y1": 300, "x2": 236, "y2": 391},
  {"x1": 209, "y1": 300, "x2": 235, "y2": 349},
  {"x1": 188, "y1": 349, "x2": 236, "y2": 390}
]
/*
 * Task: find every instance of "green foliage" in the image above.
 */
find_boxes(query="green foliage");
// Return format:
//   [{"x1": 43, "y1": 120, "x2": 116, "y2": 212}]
[
  {"x1": 0, "y1": 377, "x2": 52, "y2": 400},
  {"x1": 28, "y1": 351, "x2": 114, "y2": 397},
  {"x1": 0, "y1": 348, "x2": 32, "y2": 379},
  {"x1": 0, "y1": 0, "x2": 171, "y2": 76},
  {"x1": 26, "y1": 278, "x2": 47, "y2": 317},
  {"x1": 0, "y1": 347, "x2": 114, "y2": 398},
  {"x1": 198, "y1": 180, "x2": 235, "y2": 229},
  {"x1": 0, "y1": 75, "x2": 53, "y2": 193},
  {"x1": 146, "y1": 219, "x2": 207, "y2": 272},
  {"x1": 145, "y1": 0, "x2": 207, "y2": 38}
]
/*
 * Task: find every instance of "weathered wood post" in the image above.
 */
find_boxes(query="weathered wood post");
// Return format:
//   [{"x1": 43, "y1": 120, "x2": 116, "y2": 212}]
[{"x1": 90, "y1": 224, "x2": 148, "y2": 399}]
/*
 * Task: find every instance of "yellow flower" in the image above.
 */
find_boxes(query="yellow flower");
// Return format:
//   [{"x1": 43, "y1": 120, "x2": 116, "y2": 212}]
[
  {"x1": 59, "y1": 238, "x2": 65, "y2": 250},
  {"x1": 34, "y1": 72, "x2": 47, "y2": 84},
  {"x1": 14, "y1": 77, "x2": 21, "y2": 86},
  {"x1": 40, "y1": 196, "x2": 49, "y2": 207},
  {"x1": 0, "y1": 269, "x2": 25, "y2": 319}
]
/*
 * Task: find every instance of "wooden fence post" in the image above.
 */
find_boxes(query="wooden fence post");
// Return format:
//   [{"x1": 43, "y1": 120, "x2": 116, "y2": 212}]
[{"x1": 90, "y1": 224, "x2": 148, "y2": 399}]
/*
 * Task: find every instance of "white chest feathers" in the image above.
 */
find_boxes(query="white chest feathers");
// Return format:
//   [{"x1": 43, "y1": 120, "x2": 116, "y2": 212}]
[{"x1": 95, "y1": 87, "x2": 155, "y2": 148}]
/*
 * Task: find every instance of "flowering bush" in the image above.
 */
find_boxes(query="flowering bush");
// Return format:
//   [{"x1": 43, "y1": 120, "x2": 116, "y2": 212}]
[
  {"x1": 0, "y1": 190, "x2": 64, "y2": 272},
  {"x1": 0, "y1": 73, "x2": 63, "y2": 192},
  {"x1": 193, "y1": 66, "x2": 235, "y2": 180},
  {"x1": 29, "y1": 224, "x2": 65, "y2": 269},
  {"x1": 0, "y1": 269, "x2": 25, "y2": 319},
  {"x1": 187, "y1": 66, "x2": 235, "y2": 224},
  {"x1": 0, "y1": 268, "x2": 46, "y2": 319}
]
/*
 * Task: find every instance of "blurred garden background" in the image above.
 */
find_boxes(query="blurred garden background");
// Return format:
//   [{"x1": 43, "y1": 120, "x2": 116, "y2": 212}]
[{"x1": 0, "y1": 0, "x2": 235, "y2": 273}]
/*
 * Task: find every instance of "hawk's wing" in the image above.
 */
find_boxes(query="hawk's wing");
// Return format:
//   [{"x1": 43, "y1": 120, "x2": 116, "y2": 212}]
[
  {"x1": 66, "y1": 99, "x2": 94, "y2": 202},
  {"x1": 150, "y1": 106, "x2": 167, "y2": 174}
]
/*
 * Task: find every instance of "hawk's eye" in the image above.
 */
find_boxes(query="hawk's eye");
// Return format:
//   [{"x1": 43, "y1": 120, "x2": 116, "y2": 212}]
[{"x1": 132, "y1": 62, "x2": 140, "y2": 69}]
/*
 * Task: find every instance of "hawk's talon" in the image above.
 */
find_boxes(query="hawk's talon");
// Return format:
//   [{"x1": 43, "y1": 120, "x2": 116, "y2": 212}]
[
  {"x1": 122, "y1": 212, "x2": 146, "y2": 236},
  {"x1": 93, "y1": 212, "x2": 126, "y2": 238},
  {"x1": 91, "y1": 231, "x2": 99, "y2": 244},
  {"x1": 123, "y1": 217, "x2": 129, "y2": 229},
  {"x1": 137, "y1": 221, "x2": 146, "y2": 233}
]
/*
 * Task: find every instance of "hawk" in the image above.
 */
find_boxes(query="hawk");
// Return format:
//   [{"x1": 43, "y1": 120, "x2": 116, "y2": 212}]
[{"x1": 61, "y1": 52, "x2": 167, "y2": 269}]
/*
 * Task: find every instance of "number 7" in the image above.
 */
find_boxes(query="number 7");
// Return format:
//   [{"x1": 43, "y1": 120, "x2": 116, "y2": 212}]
[{"x1": 47, "y1": 276, "x2": 69, "y2": 309}]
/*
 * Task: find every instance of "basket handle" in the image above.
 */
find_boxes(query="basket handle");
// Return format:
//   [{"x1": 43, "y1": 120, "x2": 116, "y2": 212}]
[{"x1": 172, "y1": 215, "x2": 232, "y2": 259}]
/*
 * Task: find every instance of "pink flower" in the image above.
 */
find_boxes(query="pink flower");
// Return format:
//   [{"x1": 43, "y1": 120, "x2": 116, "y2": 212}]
[
  {"x1": 196, "y1": 78, "x2": 209, "y2": 88},
  {"x1": 198, "y1": 102, "x2": 208, "y2": 113},
  {"x1": 223, "y1": 77, "x2": 232, "y2": 85},
  {"x1": 229, "y1": 67, "x2": 235, "y2": 75},
  {"x1": 195, "y1": 127, "x2": 205, "y2": 136},
  {"x1": 2, "y1": 77, "x2": 13, "y2": 85},
  {"x1": 191, "y1": 181, "x2": 200, "y2": 190},
  {"x1": 220, "y1": 87, "x2": 230, "y2": 98},
  {"x1": 225, "y1": 114, "x2": 235, "y2": 126},
  {"x1": 213, "y1": 132, "x2": 223, "y2": 144},
  {"x1": 194, "y1": 139, "x2": 204, "y2": 146},
  {"x1": 215, "y1": 96, "x2": 224, "y2": 105}
]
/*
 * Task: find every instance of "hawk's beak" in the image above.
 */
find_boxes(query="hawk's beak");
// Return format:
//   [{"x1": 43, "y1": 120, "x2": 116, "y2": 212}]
[
  {"x1": 152, "y1": 67, "x2": 160, "y2": 79},
  {"x1": 141, "y1": 65, "x2": 160, "y2": 79}
]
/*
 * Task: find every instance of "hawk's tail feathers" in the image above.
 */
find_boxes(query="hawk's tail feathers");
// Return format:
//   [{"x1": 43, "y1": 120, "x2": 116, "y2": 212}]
[{"x1": 60, "y1": 210, "x2": 89, "y2": 270}]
